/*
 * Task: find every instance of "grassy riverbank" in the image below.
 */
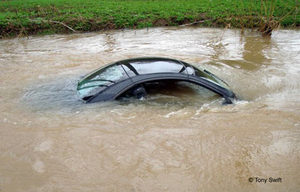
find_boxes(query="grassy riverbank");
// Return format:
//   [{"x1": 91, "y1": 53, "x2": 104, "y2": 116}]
[{"x1": 0, "y1": 0, "x2": 299, "y2": 38}]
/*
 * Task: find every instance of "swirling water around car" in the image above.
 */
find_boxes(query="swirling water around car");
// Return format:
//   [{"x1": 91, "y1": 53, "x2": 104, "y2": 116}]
[{"x1": 0, "y1": 27, "x2": 299, "y2": 192}]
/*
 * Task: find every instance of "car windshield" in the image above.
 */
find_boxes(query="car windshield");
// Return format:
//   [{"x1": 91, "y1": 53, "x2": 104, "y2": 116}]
[{"x1": 77, "y1": 64, "x2": 128, "y2": 99}]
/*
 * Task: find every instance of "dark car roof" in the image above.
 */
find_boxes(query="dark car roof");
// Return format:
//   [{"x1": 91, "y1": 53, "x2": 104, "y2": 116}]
[{"x1": 117, "y1": 57, "x2": 181, "y2": 63}]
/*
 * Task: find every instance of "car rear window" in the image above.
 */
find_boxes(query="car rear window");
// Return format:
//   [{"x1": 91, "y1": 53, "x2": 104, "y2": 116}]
[{"x1": 128, "y1": 60, "x2": 185, "y2": 75}]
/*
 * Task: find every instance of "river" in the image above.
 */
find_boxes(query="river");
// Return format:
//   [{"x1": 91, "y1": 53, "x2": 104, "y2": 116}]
[{"x1": 0, "y1": 27, "x2": 299, "y2": 192}]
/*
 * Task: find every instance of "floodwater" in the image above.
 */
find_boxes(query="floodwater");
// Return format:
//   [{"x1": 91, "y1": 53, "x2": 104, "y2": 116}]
[{"x1": 0, "y1": 27, "x2": 299, "y2": 192}]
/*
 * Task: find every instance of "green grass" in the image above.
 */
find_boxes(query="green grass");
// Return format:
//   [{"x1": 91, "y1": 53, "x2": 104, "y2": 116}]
[{"x1": 0, "y1": 0, "x2": 299, "y2": 37}]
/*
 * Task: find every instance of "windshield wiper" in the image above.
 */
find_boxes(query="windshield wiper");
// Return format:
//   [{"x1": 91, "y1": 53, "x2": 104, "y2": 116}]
[
  {"x1": 78, "y1": 79, "x2": 116, "y2": 87},
  {"x1": 84, "y1": 79, "x2": 115, "y2": 83},
  {"x1": 78, "y1": 84, "x2": 109, "y2": 90}
]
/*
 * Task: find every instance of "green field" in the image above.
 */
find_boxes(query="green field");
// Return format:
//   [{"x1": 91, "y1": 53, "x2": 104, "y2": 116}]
[{"x1": 0, "y1": 0, "x2": 299, "y2": 37}]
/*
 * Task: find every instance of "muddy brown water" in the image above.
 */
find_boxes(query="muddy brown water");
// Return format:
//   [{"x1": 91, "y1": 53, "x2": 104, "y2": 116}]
[{"x1": 0, "y1": 27, "x2": 299, "y2": 192}]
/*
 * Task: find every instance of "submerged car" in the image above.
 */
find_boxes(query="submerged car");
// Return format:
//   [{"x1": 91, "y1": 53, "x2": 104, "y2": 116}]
[{"x1": 77, "y1": 57, "x2": 236, "y2": 104}]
